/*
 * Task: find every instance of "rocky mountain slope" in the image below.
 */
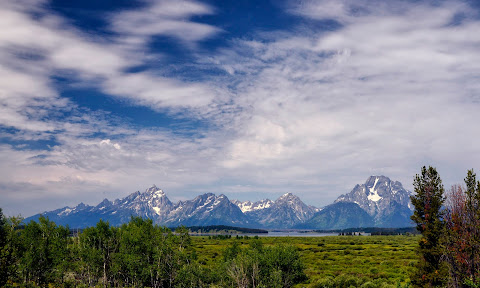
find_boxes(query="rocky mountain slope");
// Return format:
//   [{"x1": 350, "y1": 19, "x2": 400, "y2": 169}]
[
  {"x1": 233, "y1": 193, "x2": 318, "y2": 228},
  {"x1": 296, "y1": 202, "x2": 374, "y2": 230},
  {"x1": 333, "y1": 175, "x2": 413, "y2": 227},
  {"x1": 164, "y1": 193, "x2": 253, "y2": 227}
]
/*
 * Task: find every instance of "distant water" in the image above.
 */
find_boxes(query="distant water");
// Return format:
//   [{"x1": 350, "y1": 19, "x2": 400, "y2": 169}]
[{"x1": 192, "y1": 231, "x2": 338, "y2": 237}]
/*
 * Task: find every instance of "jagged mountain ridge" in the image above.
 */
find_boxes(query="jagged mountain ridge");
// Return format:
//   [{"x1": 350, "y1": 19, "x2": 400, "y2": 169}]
[
  {"x1": 26, "y1": 185, "x2": 175, "y2": 227},
  {"x1": 163, "y1": 193, "x2": 253, "y2": 227},
  {"x1": 25, "y1": 175, "x2": 415, "y2": 229},
  {"x1": 26, "y1": 186, "x2": 308, "y2": 228},
  {"x1": 233, "y1": 193, "x2": 319, "y2": 228}
]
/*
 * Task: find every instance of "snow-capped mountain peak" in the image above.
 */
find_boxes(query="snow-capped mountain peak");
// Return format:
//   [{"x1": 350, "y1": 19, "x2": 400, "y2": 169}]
[
  {"x1": 238, "y1": 193, "x2": 317, "y2": 228},
  {"x1": 278, "y1": 192, "x2": 294, "y2": 200},
  {"x1": 334, "y1": 175, "x2": 413, "y2": 226},
  {"x1": 145, "y1": 185, "x2": 165, "y2": 197}
]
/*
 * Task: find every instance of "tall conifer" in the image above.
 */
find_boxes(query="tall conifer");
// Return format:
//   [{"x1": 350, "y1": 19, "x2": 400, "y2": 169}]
[{"x1": 410, "y1": 166, "x2": 448, "y2": 287}]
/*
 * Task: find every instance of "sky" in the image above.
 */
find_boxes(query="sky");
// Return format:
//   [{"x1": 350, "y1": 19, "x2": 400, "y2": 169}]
[{"x1": 1, "y1": 0, "x2": 480, "y2": 217}]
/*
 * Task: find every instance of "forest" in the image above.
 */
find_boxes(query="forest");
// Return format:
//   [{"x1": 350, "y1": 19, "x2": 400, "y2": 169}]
[
  {"x1": 0, "y1": 214, "x2": 307, "y2": 288},
  {"x1": 1, "y1": 166, "x2": 479, "y2": 288}
]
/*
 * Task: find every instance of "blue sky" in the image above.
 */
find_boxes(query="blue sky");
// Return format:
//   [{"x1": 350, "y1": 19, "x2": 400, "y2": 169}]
[{"x1": 1, "y1": 0, "x2": 480, "y2": 217}]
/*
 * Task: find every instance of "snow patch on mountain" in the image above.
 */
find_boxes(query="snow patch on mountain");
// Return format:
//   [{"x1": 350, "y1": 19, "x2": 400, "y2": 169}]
[
  {"x1": 57, "y1": 208, "x2": 73, "y2": 216},
  {"x1": 367, "y1": 177, "x2": 382, "y2": 202},
  {"x1": 231, "y1": 199, "x2": 274, "y2": 213}
]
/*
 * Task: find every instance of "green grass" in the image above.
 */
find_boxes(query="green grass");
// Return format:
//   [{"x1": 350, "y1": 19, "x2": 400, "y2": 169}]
[{"x1": 191, "y1": 235, "x2": 419, "y2": 287}]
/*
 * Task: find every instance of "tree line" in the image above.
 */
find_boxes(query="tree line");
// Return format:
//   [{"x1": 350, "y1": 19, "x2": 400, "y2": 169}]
[
  {"x1": 0, "y1": 212, "x2": 305, "y2": 288},
  {"x1": 410, "y1": 166, "x2": 480, "y2": 288}
]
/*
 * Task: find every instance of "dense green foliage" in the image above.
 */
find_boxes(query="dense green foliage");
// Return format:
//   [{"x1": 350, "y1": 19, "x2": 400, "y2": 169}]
[
  {"x1": 0, "y1": 216, "x2": 308, "y2": 287},
  {"x1": 221, "y1": 239, "x2": 307, "y2": 287},
  {"x1": 0, "y1": 208, "x2": 9, "y2": 287}
]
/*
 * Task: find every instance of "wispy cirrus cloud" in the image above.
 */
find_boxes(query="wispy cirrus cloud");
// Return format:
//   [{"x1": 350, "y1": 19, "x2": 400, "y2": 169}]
[{"x1": 0, "y1": 0, "x2": 220, "y2": 134}]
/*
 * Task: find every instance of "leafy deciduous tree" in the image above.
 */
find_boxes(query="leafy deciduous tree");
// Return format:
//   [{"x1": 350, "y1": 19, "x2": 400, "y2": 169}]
[{"x1": 444, "y1": 170, "x2": 480, "y2": 288}]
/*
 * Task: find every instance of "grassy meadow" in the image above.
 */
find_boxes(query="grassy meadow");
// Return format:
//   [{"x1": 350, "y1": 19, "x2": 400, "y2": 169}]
[{"x1": 192, "y1": 235, "x2": 419, "y2": 287}]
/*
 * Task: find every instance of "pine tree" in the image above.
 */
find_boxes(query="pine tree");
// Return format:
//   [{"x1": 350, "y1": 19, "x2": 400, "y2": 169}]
[
  {"x1": 410, "y1": 166, "x2": 448, "y2": 287},
  {"x1": 0, "y1": 208, "x2": 8, "y2": 287},
  {"x1": 463, "y1": 170, "x2": 480, "y2": 286}
]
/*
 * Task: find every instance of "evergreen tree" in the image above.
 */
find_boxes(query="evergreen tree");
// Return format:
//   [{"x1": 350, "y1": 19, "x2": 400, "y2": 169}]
[
  {"x1": 463, "y1": 169, "x2": 480, "y2": 286},
  {"x1": 0, "y1": 208, "x2": 8, "y2": 286},
  {"x1": 410, "y1": 166, "x2": 448, "y2": 287}
]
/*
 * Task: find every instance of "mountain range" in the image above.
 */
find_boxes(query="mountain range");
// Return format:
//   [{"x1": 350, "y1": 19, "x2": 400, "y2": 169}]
[{"x1": 25, "y1": 176, "x2": 415, "y2": 229}]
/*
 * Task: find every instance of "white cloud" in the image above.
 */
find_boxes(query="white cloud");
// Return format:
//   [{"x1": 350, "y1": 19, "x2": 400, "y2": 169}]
[
  {"x1": 100, "y1": 139, "x2": 121, "y2": 150},
  {"x1": 210, "y1": 0, "x2": 480, "y2": 200},
  {"x1": 109, "y1": 0, "x2": 219, "y2": 48},
  {"x1": 1, "y1": 0, "x2": 480, "y2": 217},
  {"x1": 101, "y1": 73, "x2": 217, "y2": 110}
]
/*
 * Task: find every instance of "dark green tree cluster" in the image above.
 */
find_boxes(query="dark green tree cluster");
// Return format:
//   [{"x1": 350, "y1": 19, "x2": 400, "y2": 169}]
[
  {"x1": 1, "y1": 210, "x2": 68, "y2": 287},
  {"x1": 410, "y1": 166, "x2": 480, "y2": 288},
  {"x1": 0, "y1": 216, "x2": 200, "y2": 288},
  {"x1": 0, "y1": 213, "x2": 307, "y2": 288},
  {"x1": 220, "y1": 239, "x2": 307, "y2": 288}
]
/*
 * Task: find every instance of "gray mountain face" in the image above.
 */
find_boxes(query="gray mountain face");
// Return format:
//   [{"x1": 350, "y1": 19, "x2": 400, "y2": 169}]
[
  {"x1": 238, "y1": 193, "x2": 318, "y2": 228},
  {"x1": 296, "y1": 202, "x2": 374, "y2": 230},
  {"x1": 164, "y1": 193, "x2": 253, "y2": 227},
  {"x1": 334, "y1": 176, "x2": 413, "y2": 227},
  {"x1": 111, "y1": 185, "x2": 173, "y2": 221}
]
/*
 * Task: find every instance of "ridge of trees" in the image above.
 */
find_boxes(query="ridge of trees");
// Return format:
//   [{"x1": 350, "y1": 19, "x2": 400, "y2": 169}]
[
  {"x1": 314, "y1": 227, "x2": 419, "y2": 235},
  {"x1": 175, "y1": 225, "x2": 268, "y2": 234}
]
